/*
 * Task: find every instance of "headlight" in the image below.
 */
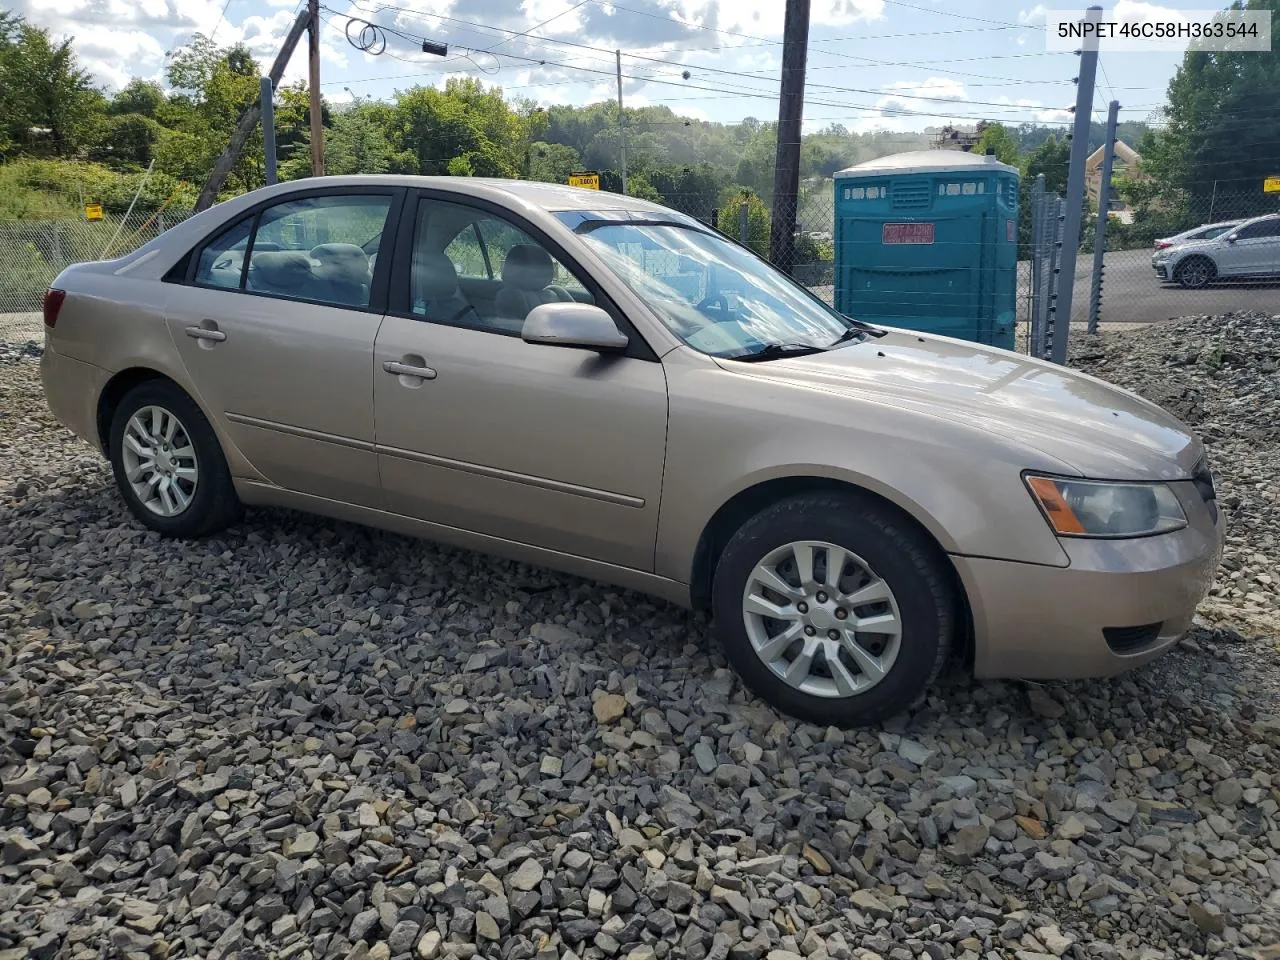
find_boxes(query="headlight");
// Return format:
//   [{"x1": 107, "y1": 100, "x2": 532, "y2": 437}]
[{"x1": 1024, "y1": 475, "x2": 1187, "y2": 538}]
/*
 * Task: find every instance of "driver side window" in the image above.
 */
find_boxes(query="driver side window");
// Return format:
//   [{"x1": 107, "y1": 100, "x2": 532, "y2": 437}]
[{"x1": 411, "y1": 198, "x2": 594, "y2": 336}]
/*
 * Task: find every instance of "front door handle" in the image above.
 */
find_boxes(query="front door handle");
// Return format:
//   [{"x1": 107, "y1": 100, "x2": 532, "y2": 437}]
[
  {"x1": 185, "y1": 325, "x2": 227, "y2": 343},
  {"x1": 383, "y1": 359, "x2": 437, "y2": 380}
]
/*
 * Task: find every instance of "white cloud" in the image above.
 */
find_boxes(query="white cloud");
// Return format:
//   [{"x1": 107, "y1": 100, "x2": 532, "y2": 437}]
[
  {"x1": 1018, "y1": 5, "x2": 1047, "y2": 24},
  {"x1": 1111, "y1": 0, "x2": 1186, "y2": 24}
]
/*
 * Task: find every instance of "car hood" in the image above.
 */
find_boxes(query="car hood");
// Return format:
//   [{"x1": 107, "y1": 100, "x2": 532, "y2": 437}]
[{"x1": 716, "y1": 329, "x2": 1204, "y2": 481}]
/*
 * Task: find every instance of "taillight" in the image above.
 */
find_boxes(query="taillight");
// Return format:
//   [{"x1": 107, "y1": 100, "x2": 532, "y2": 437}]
[
  {"x1": 1154, "y1": 240, "x2": 1170, "y2": 249},
  {"x1": 43, "y1": 288, "x2": 66, "y2": 328}
]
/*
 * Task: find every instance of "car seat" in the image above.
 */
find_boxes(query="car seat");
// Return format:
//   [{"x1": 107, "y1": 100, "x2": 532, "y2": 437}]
[
  {"x1": 310, "y1": 242, "x2": 370, "y2": 307},
  {"x1": 413, "y1": 252, "x2": 480, "y2": 327},
  {"x1": 494, "y1": 244, "x2": 573, "y2": 325}
]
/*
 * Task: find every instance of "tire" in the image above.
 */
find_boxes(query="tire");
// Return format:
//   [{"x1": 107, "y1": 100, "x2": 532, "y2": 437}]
[
  {"x1": 711, "y1": 492, "x2": 956, "y2": 727},
  {"x1": 1175, "y1": 256, "x2": 1215, "y2": 290},
  {"x1": 108, "y1": 379, "x2": 242, "y2": 538}
]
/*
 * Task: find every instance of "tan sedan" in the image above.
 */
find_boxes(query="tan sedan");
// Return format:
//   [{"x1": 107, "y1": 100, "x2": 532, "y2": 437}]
[{"x1": 40, "y1": 176, "x2": 1224, "y2": 726}]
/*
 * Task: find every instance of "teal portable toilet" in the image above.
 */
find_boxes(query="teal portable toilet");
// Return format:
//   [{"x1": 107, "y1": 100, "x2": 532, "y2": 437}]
[{"x1": 833, "y1": 150, "x2": 1019, "y2": 348}]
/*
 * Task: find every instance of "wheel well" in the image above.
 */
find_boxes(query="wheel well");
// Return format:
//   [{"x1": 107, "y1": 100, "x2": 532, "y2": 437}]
[
  {"x1": 689, "y1": 476, "x2": 975, "y2": 667},
  {"x1": 1177, "y1": 254, "x2": 1216, "y2": 273},
  {"x1": 96, "y1": 367, "x2": 171, "y2": 452}
]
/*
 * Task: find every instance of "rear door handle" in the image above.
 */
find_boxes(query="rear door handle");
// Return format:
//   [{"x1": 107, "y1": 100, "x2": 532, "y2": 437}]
[
  {"x1": 383, "y1": 360, "x2": 437, "y2": 380},
  {"x1": 185, "y1": 325, "x2": 226, "y2": 342}
]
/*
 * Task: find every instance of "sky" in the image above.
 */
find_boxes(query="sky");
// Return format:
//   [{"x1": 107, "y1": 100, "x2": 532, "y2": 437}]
[{"x1": 11, "y1": 0, "x2": 1205, "y2": 136}]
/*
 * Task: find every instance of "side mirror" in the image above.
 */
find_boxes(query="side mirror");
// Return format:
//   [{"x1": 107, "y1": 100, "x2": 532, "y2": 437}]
[
  {"x1": 522, "y1": 302, "x2": 629, "y2": 352},
  {"x1": 1224, "y1": 234, "x2": 1237, "y2": 243}
]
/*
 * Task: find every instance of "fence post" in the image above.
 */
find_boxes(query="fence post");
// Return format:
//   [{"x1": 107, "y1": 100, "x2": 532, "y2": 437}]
[
  {"x1": 1051, "y1": 4, "x2": 1103, "y2": 364},
  {"x1": 1087, "y1": 99, "x2": 1119, "y2": 334},
  {"x1": 1044, "y1": 197, "x2": 1066, "y2": 362},
  {"x1": 1029, "y1": 174, "x2": 1045, "y2": 355},
  {"x1": 50, "y1": 222, "x2": 64, "y2": 273}
]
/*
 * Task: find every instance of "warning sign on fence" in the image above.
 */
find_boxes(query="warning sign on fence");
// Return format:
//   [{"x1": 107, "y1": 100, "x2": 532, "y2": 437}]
[
  {"x1": 84, "y1": 203, "x2": 103, "y2": 221},
  {"x1": 568, "y1": 171, "x2": 600, "y2": 190},
  {"x1": 1265, "y1": 176, "x2": 1280, "y2": 194}
]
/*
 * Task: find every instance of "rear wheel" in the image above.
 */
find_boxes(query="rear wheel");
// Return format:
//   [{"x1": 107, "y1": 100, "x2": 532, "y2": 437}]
[
  {"x1": 712, "y1": 493, "x2": 955, "y2": 727},
  {"x1": 108, "y1": 380, "x2": 242, "y2": 537},
  {"x1": 1175, "y1": 256, "x2": 1215, "y2": 289}
]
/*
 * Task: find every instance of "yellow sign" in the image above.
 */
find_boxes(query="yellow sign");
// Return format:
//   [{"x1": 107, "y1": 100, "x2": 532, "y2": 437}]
[
  {"x1": 84, "y1": 203, "x2": 104, "y2": 221},
  {"x1": 568, "y1": 172, "x2": 600, "y2": 190},
  {"x1": 1265, "y1": 176, "x2": 1280, "y2": 194}
]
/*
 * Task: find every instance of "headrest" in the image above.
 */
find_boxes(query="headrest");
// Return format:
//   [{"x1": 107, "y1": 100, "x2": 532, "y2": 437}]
[
  {"x1": 416, "y1": 252, "x2": 461, "y2": 299},
  {"x1": 250, "y1": 251, "x2": 313, "y2": 289},
  {"x1": 502, "y1": 243, "x2": 554, "y2": 291},
  {"x1": 310, "y1": 243, "x2": 369, "y2": 284}
]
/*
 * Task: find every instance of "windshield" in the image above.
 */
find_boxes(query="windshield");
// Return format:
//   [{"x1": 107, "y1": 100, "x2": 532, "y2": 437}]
[{"x1": 558, "y1": 213, "x2": 870, "y2": 360}]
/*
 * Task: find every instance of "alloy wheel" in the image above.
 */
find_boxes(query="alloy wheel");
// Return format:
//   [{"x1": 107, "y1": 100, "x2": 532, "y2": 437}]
[
  {"x1": 120, "y1": 405, "x2": 199, "y2": 517},
  {"x1": 740, "y1": 540, "x2": 902, "y2": 699}
]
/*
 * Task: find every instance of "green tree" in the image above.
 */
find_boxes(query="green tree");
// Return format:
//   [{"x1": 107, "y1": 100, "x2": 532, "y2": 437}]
[
  {"x1": 110, "y1": 79, "x2": 165, "y2": 118},
  {"x1": 716, "y1": 190, "x2": 771, "y2": 257},
  {"x1": 974, "y1": 122, "x2": 1021, "y2": 166},
  {"x1": 527, "y1": 141, "x2": 582, "y2": 184},
  {"x1": 0, "y1": 21, "x2": 102, "y2": 156},
  {"x1": 1141, "y1": 0, "x2": 1280, "y2": 212}
]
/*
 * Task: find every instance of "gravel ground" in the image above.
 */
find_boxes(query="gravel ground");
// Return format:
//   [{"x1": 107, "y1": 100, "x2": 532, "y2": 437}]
[{"x1": 2, "y1": 316, "x2": 1279, "y2": 960}]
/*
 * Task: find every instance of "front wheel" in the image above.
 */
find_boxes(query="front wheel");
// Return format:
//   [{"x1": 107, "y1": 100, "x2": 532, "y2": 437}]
[
  {"x1": 1175, "y1": 256, "x2": 1215, "y2": 289},
  {"x1": 108, "y1": 380, "x2": 242, "y2": 538},
  {"x1": 712, "y1": 493, "x2": 956, "y2": 727}
]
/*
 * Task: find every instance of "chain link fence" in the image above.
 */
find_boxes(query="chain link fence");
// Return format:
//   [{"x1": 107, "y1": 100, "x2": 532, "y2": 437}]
[
  {"x1": 0, "y1": 207, "x2": 195, "y2": 315},
  {"x1": 2, "y1": 175, "x2": 1274, "y2": 343}
]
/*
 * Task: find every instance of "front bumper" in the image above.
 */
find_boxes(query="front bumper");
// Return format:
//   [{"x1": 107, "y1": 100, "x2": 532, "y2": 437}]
[
  {"x1": 955, "y1": 479, "x2": 1224, "y2": 680},
  {"x1": 41, "y1": 341, "x2": 110, "y2": 455},
  {"x1": 1152, "y1": 260, "x2": 1172, "y2": 280}
]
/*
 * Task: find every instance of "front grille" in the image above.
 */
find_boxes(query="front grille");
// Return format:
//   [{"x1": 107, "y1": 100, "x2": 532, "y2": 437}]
[{"x1": 1104, "y1": 623, "x2": 1164, "y2": 654}]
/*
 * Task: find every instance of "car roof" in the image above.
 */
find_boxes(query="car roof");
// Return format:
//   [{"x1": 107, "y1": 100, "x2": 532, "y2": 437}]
[{"x1": 269, "y1": 174, "x2": 673, "y2": 214}]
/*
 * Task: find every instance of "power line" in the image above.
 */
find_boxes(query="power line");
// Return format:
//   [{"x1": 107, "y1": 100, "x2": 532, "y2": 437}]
[{"x1": 327, "y1": 4, "x2": 1080, "y2": 117}]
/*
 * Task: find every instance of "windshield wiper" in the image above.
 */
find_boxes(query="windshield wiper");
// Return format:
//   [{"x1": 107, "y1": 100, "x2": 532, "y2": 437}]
[
  {"x1": 827, "y1": 326, "x2": 868, "y2": 349},
  {"x1": 731, "y1": 342, "x2": 827, "y2": 362}
]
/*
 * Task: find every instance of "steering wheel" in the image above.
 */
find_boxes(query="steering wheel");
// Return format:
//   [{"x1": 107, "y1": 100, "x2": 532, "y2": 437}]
[{"x1": 697, "y1": 292, "x2": 737, "y2": 322}]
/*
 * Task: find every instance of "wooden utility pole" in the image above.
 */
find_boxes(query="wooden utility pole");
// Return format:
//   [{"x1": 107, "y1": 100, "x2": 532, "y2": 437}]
[
  {"x1": 308, "y1": 0, "x2": 325, "y2": 177},
  {"x1": 195, "y1": 10, "x2": 310, "y2": 211},
  {"x1": 768, "y1": 0, "x2": 810, "y2": 273}
]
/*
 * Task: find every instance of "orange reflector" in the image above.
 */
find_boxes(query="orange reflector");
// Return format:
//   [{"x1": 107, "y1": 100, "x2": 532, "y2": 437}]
[{"x1": 1026, "y1": 476, "x2": 1087, "y2": 535}]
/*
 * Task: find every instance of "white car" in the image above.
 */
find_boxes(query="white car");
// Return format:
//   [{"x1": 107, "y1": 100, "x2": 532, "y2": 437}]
[
  {"x1": 1152, "y1": 220, "x2": 1241, "y2": 251},
  {"x1": 1153, "y1": 213, "x2": 1280, "y2": 288}
]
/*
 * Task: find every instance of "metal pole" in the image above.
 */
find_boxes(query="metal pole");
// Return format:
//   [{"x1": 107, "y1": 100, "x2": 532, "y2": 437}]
[
  {"x1": 1087, "y1": 99, "x2": 1119, "y2": 334},
  {"x1": 1209, "y1": 179, "x2": 1218, "y2": 221},
  {"x1": 308, "y1": 0, "x2": 325, "y2": 177},
  {"x1": 261, "y1": 76, "x2": 278, "y2": 186},
  {"x1": 1046, "y1": 196, "x2": 1066, "y2": 361},
  {"x1": 768, "y1": 0, "x2": 811, "y2": 274},
  {"x1": 1050, "y1": 4, "x2": 1102, "y2": 365},
  {"x1": 616, "y1": 50, "x2": 627, "y2": 195},
  {"x1": 1029, "y1": 174, "x2": 1045, "y2": 355}
]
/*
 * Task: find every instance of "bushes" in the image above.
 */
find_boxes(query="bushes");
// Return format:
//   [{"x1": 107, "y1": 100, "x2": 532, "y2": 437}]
[{"x1": 0, "y1": 158, "x2": 195, "y2": 220}]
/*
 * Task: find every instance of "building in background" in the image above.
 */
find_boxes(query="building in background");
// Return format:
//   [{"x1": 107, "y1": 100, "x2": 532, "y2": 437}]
[{"x1": 1087, "y1": 139, "x2": 1142, "y2": 223}]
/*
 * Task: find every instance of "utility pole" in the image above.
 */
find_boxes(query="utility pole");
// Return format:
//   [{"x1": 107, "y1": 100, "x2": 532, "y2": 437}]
[
  {"x1": 308, "y1": 0, "x2": 325, "y2": 177},
  {"x1": 196, "y1": 10, "x2": 309, "y2": 210},
  {"x1": 769, "y1": 0, "x2": 810, "y2": 273},
  {"x1": 261, "y1": 76, "x2": 278, "y2": 186},
  {"x1": 616, "y1": 50, "x2": 627, "y2": 195},
  {"x1": 1050, "y1": 4, "x2": 1102, "y2": 364},
  {"x1": 1087, "y1": 99, "x2": 1119, "y2": 334}
]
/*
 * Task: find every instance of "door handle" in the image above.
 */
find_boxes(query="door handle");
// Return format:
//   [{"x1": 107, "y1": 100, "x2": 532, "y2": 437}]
[
  {"x1": 383, "y1": 359, "x2": 437, "y2": 380},
  {"x1": 185, "y1": 325, "x2": 227, "y2": 342}
]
